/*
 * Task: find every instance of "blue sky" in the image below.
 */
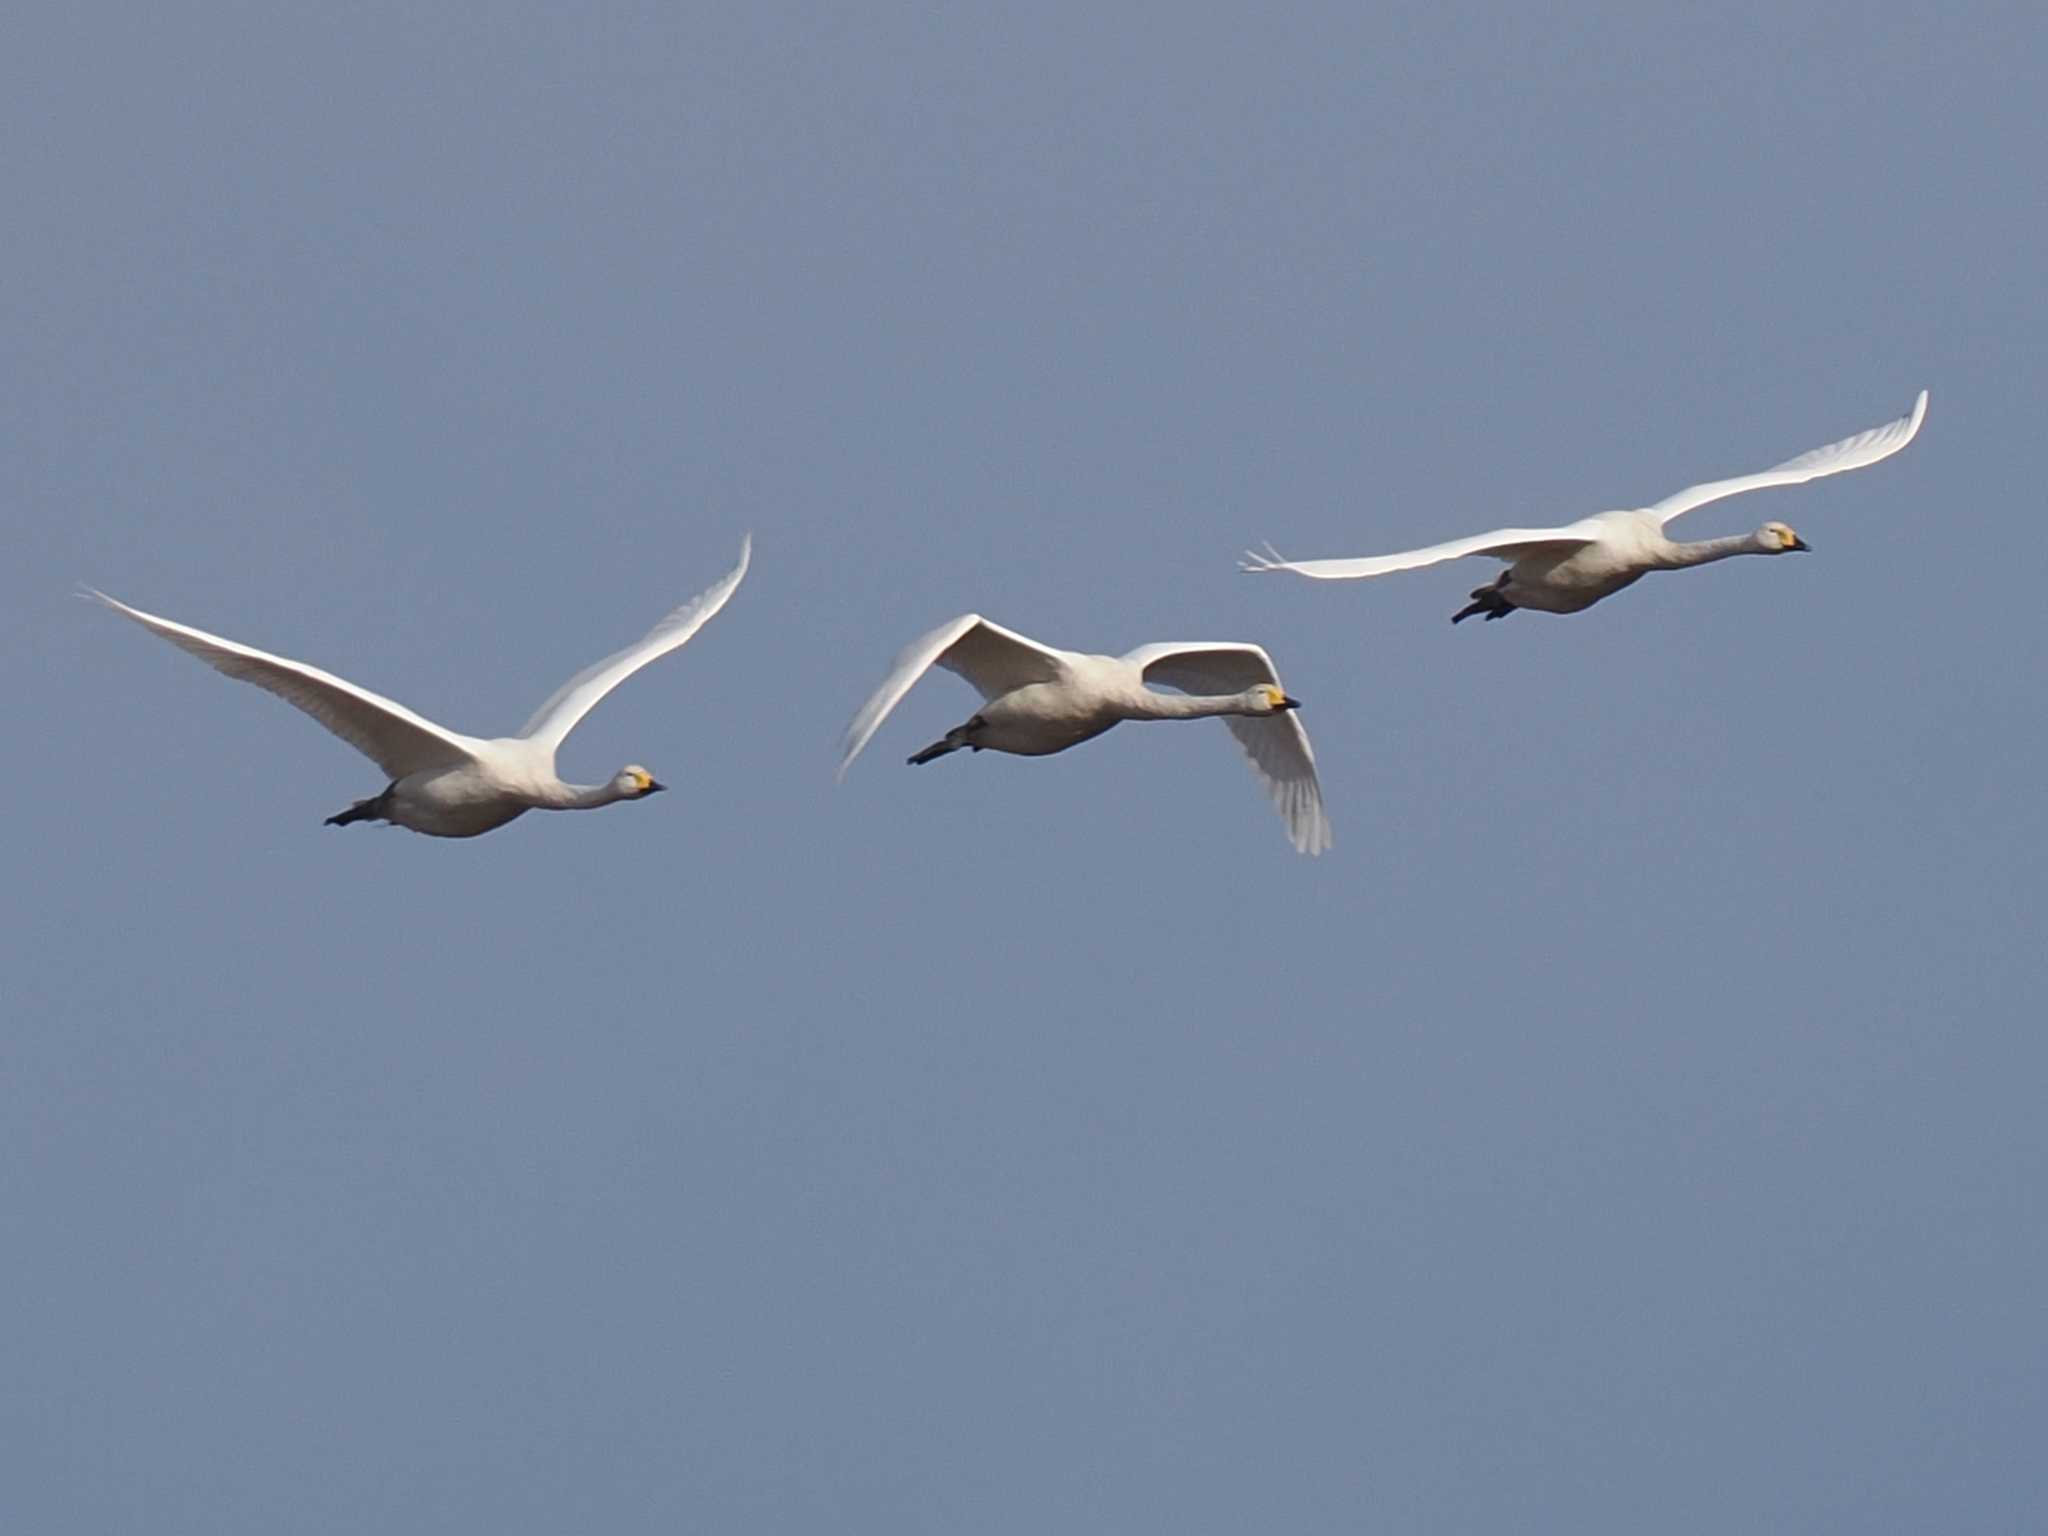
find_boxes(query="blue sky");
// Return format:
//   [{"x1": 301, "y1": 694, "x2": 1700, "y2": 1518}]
[{"x1": 5, "y1": 3, "x2": 2044, "y2": 1530}]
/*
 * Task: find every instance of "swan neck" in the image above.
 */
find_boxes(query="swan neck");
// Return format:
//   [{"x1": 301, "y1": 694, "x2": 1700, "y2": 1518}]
[
  {"x1": 1660, "y1": 531, "x2": 1767, "y2": 568},
  {"x1": 545, "y1": 780, "x2": 627, "y2": 810},
  {"x1": 1129, "y1": 691, "x2": 1253, "y2": 721}
]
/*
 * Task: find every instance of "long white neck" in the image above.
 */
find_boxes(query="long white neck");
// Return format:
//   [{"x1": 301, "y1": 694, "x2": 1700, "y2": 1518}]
[
  {"x1": 536, "y1": 779, "x2": 633, "y2": 811},
  {"x1": 1125, "y1": 691, "x2": 1263, "y2": 722},
  {"x1": 1658, "y1": 530, "x2": 1773, "y2": 568}
]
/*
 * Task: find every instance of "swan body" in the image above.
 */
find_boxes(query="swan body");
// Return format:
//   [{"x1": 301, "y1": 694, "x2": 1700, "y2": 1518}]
[
  {"x1": 1244, "y1": 390, "x2": 1927, "y2": 621},
  {"x1": 89, "y1": 537, "x2": 750, "y2": 837},
  {"x1": 840, "y1": 615, "x2": 1331, "y2": 855}
]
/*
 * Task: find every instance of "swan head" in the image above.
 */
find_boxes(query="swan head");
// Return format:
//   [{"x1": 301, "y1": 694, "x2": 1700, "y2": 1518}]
[
  {"x1": 1249, "y1": 682, "x2": 1302, "y2": 714},
  {"x1": 1760, "y1": 521, "x2": 1810, "y2": 553},
  {"x1": 616, "y1": 765, "x2": 666, "y2": 798}
]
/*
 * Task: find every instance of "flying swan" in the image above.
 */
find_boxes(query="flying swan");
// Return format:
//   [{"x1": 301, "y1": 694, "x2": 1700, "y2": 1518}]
[
  {"x1": 89, "y1": 537, "x2": 750, "y2": 837},
  {"x1": 839, "y1": 615, "x2": 1332, "y2": 855},
  {"x1": 1243, "y1": 390, "x2": 1927, "y2": 622}
]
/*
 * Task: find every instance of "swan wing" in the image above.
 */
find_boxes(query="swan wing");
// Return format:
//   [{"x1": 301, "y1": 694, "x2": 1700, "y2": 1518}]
[
  {"x1": 519, "y1": 536, "x2": 751, "y2": 750},
  {"x1": 1240, "y1": 521, "x2": 1604, "y2": 581},
  {"x1": 1123, "y1": 642, "x2": 1332, "y2": 856},
  {"x1": 1648, "y1": 389, "x2": 1928, "y2": 527},
  {"x1": 838, "y1": 614, "x2": 1067, "y2": 777},
  {"x1": 87, "y1": 589, "x2": 480, "y2": 778}
]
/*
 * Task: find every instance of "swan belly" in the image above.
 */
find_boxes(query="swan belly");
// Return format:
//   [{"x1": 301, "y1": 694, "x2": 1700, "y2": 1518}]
[
  {"x1": 1505, "y1": 547, "x2": 1644, "y2": 614},
  {"x1": 390, "y1": 765, "x2": 532, "y2": 838},
  {"x1": 971, "y1": 685, "x2": 1121, "y2": 756}
]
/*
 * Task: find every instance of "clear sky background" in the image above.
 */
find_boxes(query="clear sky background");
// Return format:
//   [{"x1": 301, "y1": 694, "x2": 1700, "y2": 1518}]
[{"x1": 5, "y1": 3, "x2": 2043, "y2": 1530}]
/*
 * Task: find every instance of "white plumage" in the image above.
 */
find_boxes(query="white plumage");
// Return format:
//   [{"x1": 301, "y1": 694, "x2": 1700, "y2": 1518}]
[
  {"x1": 1245, "y1": 390, "x2": 1927, "y2": 622},
  {"x1": 91, "y1": 537, "x2": 750, "y2": 837},
  {"x1": 840, "y1": 615, "x2": 1331, "y2": 855}
]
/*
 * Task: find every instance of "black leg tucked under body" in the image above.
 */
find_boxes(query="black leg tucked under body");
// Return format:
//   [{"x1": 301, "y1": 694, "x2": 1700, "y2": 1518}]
[
  {"x1": 325, "y1": 782, "x2": 397, "y2": 827},
  {"x1": 907, "y1": 715, "x2": 985, "y2": 766},
  {"x1": 1451, "y1": 573, "x2": 1517, "y2": 624}
]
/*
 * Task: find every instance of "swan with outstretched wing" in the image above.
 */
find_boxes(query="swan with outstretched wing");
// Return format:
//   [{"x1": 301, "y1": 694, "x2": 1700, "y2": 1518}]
[{"x1": 1244, "y1": 391, "x2": 1927, "y2": 622}]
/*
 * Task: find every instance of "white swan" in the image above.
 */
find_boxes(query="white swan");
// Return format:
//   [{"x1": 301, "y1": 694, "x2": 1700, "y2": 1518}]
[
  {"x1": 839, "y1": 615, "x2": 1331, "y2": 855},
  {"x1": 89, "y1": 537, "x2": 751, "y2": 837},
  {"x1": 1243, "y1": 390, "x2": 1927, "y2": 622}
]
